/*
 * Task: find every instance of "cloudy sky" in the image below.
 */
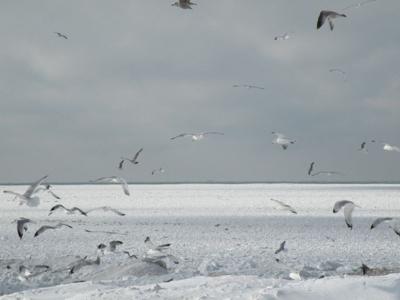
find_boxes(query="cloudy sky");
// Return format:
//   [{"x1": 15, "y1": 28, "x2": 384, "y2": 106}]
[{"x1": 0, "y1": 0, "x2": 399, "y2": 183}]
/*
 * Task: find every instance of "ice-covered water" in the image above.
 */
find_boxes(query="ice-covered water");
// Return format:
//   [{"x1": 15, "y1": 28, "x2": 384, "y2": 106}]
[{"x1": 1, "y1": 183, "x2": 400, "y2": 298}]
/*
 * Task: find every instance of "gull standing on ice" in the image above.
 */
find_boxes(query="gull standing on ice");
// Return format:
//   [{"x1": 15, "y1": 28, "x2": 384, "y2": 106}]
[
  {"x1": 16, "y1": 218, "x2": 34, "y2": 239},
  {"x1": 271, "y1": 132, "x2": 296, "y2": 150},
  {"x1": 317, "y1": 11, "x2": 347, "y2": 31},
  {"x1": 270, "y1": 198, "x2": 297, "y2": 214},
  {"x1": 170, "y1": 132, "x2": 224, "y2": 141},
  {"x1": 333, "y1": 200, "x2": 359, "y2": 229},
  {"x1": 92, "y1": 176, "x2": 130, "y2": 196},
  {"x1": 118, "y1": 148, "x2": 143, "y2": 170},
  {"x1": 171, "y1": 0, "x2": 196, "y2": 9},
  {"x1": 86, "y1": 206, "x2": 126, "y2": 216},
  {"x1": 3, "y1": 175, "x2": 48, "y2": 207},
  {"x1": 48, "y1": 204, "x2": 87, "y2": 216},
  {"x1": 34, "y1": 223, "x2": 72, "y2": 237}
]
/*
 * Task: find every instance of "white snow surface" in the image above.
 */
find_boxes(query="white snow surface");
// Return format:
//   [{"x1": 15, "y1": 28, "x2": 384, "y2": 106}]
[{"x1": 1, "y1": 183, "x2": 400, "y2": 299}]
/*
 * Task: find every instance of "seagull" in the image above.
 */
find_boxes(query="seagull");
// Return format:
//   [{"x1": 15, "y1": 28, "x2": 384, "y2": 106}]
[
  {"x1": 317, "y1": 11, "x2": 347, "y2": 31},
  {"x1": 34, "y1": 223, "x2": 72, "y2": 237},
  {"x1": 370, "y1": 217, "x2": 400, "y2": 236},
  {"x1": 342, "y1": 0, "x2": 377, "y2": 11},
  {"x1": 97, "y1": 241, "x2": 123, "y2": 253},
  {"x1": 329, "y1": 69, "x2": 347, "y2": 81},
  {"x1": 70, "y1": 256, "x2": 100, "y2": 274},
  {"x1": 312, "y1": 171, "x2": 343, "y2": 177},
  {"x1": 170, "y1": 132, "x2": 224, "y2": 141},
  {"x1": 142, "y1": 237, "x2": 178, "y2": 268},
  {"x1": 92, "y1": 176, "x2": 130, "y2": 196},
  {"x1": 171, "y1": 0, "x2": 196, "y2": 9},
  {"x1": 274, "y1": 241, "x2": 287, "y2": 255},
  {"x1": 118, "y1": 148, "x2": 143, "y2": 170},
  {"x1": 359, "y1": 142, "x2": 368, "y2": 153},
  {"x1": 16, "y1": 218, "x2": 34, "y2": 239},
  {"x1": 270, "y1": 198, "x2": 297, "y2": 214},
  {"x1": 3, "y1": 175, "x2": 48, "y2": 207},
  {"x1": 274, "y1": 32, "x2": 292, "y2": 41},
  {"x1": 85, "y1": 229, "x2": 127, "y2": 235},
  {"x1": 333, "y1": 200, "x2": 359, "y2": 229},
  {"x1": 34, "y1": 184, "x2": 61, "y2": 200},
  {"x1": 271, "y1": 132, "x2": 296, "y2": 150},
  {"x1": 18, "y1": 265, "x2": 50, "y2": 281},
  {"x1": 145, "y1": 236, "x2": 171, "y2": 252},
  {"x1": 232, "y1": 84, "x2": 265, "y2": 90},
  {"x1": 382, "y1": 143, "x2": 400, "y2": 153},
  {"x1": 86, "y1": 206, "x2": 126, "y2": 216},
  {"x1": 151, "y1": 168, "x2": 165, "y2": 176},
  {"x1": 49, "y1": 204, "x2": 87, "y2": 216},
  {"x1": 123, "y1": 251, "x2": 138, "y2": 259},
  {"x1": 308, "y1": 162, "x2": 315, "y2": 176},
  {"x1": 54, "y1": 32, "x2": 68, "y2": 39}
]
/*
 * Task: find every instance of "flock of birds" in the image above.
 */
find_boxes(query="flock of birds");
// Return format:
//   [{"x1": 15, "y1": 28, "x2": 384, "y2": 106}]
[{"x1": 2, "y1": 0, "x2": 399, "y2": 287}]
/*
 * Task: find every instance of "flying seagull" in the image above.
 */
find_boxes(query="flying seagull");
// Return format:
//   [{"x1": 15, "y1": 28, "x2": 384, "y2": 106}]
[
  {"x1": 70, "y1": 256, "x2": 100, "y2": 274},
  {"x1": 274, "y1": 32, "x2": 292, "y2": 41},
  {"x1": 359, "y1": 142, "x2": 368, "y2": 153},
  {"x1": 85, "y1": 229, "x2": 128, "y2": 235},
  {"x1": 329, "y1": 69, "x2": 347, "y2": 81},
  {"x1": 233, "y1": 84, "x2": 265, "y2": 90},
  {"x1": 123, "y1": 251, "x2": 138, "y2": 259},
  {"x1": 92, "y1": 176, "x2": 130, "y2": 196},
  {"x1": 308, "y1": 162, "x2": 315, "y2": 176},
  {"x1": 49, "y1": 204, "x2": 87, "y2": 216},
  {"x1": 317, "y1": 11, "x2": 347, "y2": 31},
  {"x1": 270, "y1": 198, "x2": 297, "y2": 214},
  {"x1": 143, "y1": 237, "x2": 178, "y2": 267},
  {"x1": 342, "y1": 0, "x2": 377, "y2": 11},
  {"x1": 271, "y1": 132, "x2": 296, "y2": 150},
  {"x1": 119, "y1": 148, "x2": 143, "y2": 170},
  {"x1": 170, "y1": 132, "x2": 224, "y2": 141},
  {"x1": 370, "y1": 217, "x2": 400, "y2": 236},
  {"x1": 86, "y1": 206, "x2": 126, "y2": 216},
  {"x1": 382, "y1": 143, "x2": 400, "y2": 153},
  {"x1": 312, "y1": 171, "x2": 343, "y2": 177},
  {"x1": 3, "y1": 175, "x2": 48, "y2": 207},
  {"x1": 34, "y1": 223, "x2": 72, "y2": 237},
  {"x1": 274, "y1": 241, "x2": 287, "y2": 255},
  {"x1": 34, "y1": 184, "x2": 61, "y2": 200},
  {"x1": 54, "y1": 32, "x2": 68, "y2": 39},
  {"x1": 333, "y1": 200, "x2": 359, "y2": 229},
  {"x1": 171, "y1": 0, "x2": 196, "y2": 9},
  {"x1": 151, "y1": 168, "x2": 165, "y2": 176},
  {"x1": 16, "y1": 218, "x2": 34, "y2": 239}
]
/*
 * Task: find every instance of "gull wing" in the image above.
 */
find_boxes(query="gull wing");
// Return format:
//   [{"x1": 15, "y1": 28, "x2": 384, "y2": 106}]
[
  {"x1": 24, "y1": 175, "x2": 48, "y2": 198},
  {"x1": 170, "y1": 133, "x2": 190, "y2": 140},
  {"x1": 49, "y1": 204, "x2": 67, "y2": 215},
  {"x1": 370, "y1": 217, "x2": 393, "y2": 229},
  {"x1": 133, "y1": 148, "x2": 143, "y2": 162},
  {"x1": 270, "y1": 198, "x2": 297, "y2": 214},
  {"x1": 202, "y1": 132, "x2": 224, "y2": 136},
  {"x1": 117, "y1": 177, "x2": 130, "y2": 196},
  {"x1": 328, "y1": 18, "x2": 335, "y2": 31},
  {"x1": 308, "y1": 162, "x2": 315, "y2": 176},
  {"x1": 343, "y1": 203, "x2": 355, "y2": 229},
  {"x1": 333, "y1": 200, "x2": 353, "y2": 213},
  {"x1": 118, "y1": 159, "x2": 125, "y2": 170},
  {"x1": 34, "y1": 225, "x2": 55, "y2": 237},
  {"x1": 317, "y1": 11, "x2": 328, "y2": 29},
  {"x1": 48, "y1": 190, "x2": 61, "y2": 200},
  {"x1": 87, "y1": 206, "x2": 126, "y2": 216},
  {"x1": 71, "y1": 207, "x2": 88, "y2": 216},
  {"x1": 17, "y1": 218, "x2": 32, "y2": 239}
]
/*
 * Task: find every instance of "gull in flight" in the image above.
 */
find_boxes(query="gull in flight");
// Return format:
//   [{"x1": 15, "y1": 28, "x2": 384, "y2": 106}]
[
  {"x1": 382, "y1": 143, "x2": 400, "y2": 153},
  {"x1": 333, "y1": 200, "x2": 359, "y2": 229},
  {"x1": 329, "y1": 69, "x2": 347, "y2": 81},
  {"x1": 308, "y1": 162, "x2": 315, "y2": 176},
  {"x1": 34, "y1": 223, "x2": 72, "y2": 237},
  {"x1": 118, "y1": 148, "x2": 143, "y2": 170},
  {"x1": 271, "y1": 132, "x2": 296, "y2": 150},
  {"x1": 274, "y1": 241, "x2": 287, "y2": 255},
  {"x1": 16, "y1": 218, "x2": 35, "y2": 239},
  {"x1": 270, "y1": 198, "x2": 297, "y2": 214},
  {"x1": 171, "y1": 0, "x2": 196, "y2": 9},
  {"x1": 233, "y1": 84, "x2": 265, "y2": 90},
  {"x1": 34, "y1": 184, "x2": 61, "y2": 200},
  {"x1": 152, "y1": 168, "x2": 165, "y2": 176},
  {"x1": 317, "y1": 11, "x2": 347, "y2": 31},
  {"x1": 142, "y1": 236, "x2": 178, "y2": 268},
  {"x1": 358, "y1": 140, "x2": 375, "y2": 153},
  {"x1": 3, "y1": 175, "x2": 48, "y2": 207},
  {"x1": 49, "y1": 204, "x2": 87, "y2": 216},
  {"x1": 85, "y1": 229, "x2": 127, "y2": 235},
  {"x1": 86, "y1": 206, "x2": 126, "y2": 216},
  {"x1": 70, "y1": 256, "x2": 100, "y2": 274},
  {"x1": 54, "y1": 32, "x2": 68, "y2": 39},
  {"x1": 170, "y1": 132, "x2": 224, "y2": 141},
  {"x1": 92, "y1": 176, "x2": 130, "y2": 196},
  {"x1": 274, "y1": 32, "x2": 293, "y2": 41},
  {"x1": 123, "y1": 251, "x2": 138, "y2": 259},
  {"x1": 312, "y1": 171, "x2": 343, "y2": 177},
  {"x1": 370, "y1": 218, "x2": 400, "y2": 236},
  {"x1": 342, "y1": 0, "x2": 377, "y2": 11}
]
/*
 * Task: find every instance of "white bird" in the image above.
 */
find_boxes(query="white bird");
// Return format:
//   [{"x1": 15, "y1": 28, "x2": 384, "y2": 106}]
[
  {"x1": 92, "y1": 176, "x2": 130, "y2": 196},
  {"x1": 49, "y1": 204, "x2": 87, "y2": 216},
  {"x1": 370, "y1": 217, "x2": 400, "y2": 237},
  {"x1": 274, "y1": 32, "x2": 292, "y2": 41},
  {"x1": 16, "y1": 218, "x2": 35, "y2": 239},
  {"x1": 54, "y1": 32, "x2": 68, "y2": 39},
  {"x1": 86, "y1": 206, "x2": 126, "y2": 216},
  {"x1": 342, "y1": 0, "x2": 377, "y2": 11},
  {"x1": 171, "y1": 0, "x2": 196, "y2": 9},
  {"x1": 34, "y1": 223, "x2": 72, "y2": 237},
  {"x1": 170, "y1": 132, "x2": 224, "y2": 141},
  {"x1": 152, "y1": 168, "x2": 165, "y2": 176},
  {"x1": 271, "y1": 132, "x2": 296, "y2": 150},
  {"x1": 274, "y1": 241, "x2": 287, "y2": 254},
  {"x1": 118, "y1": 148, "x2": 143, "y2": 170},
  {"x1": 370, "y1": 217, "x2": 394, "y2": 230},
  {"x1": 383, "y1": 143, "x2": 400, "y2": 153},
  {"x1": 3, "y1": 175, "x2": 48, "y2": 207},
  {"x1": 317, "y1": 11, "x2": 347, "y2": 31},
  {"x1": 270, "y1": 198, "x2": 297, "y2": 214},
  {"x1": 232, "y1": 84, "x2": 265, "y2": 90},
  {"x1": 333, "y1": 200, "x2": 358, "y2": 229},
  {"x1": 34, "y1": 184, "x2": 61, "y2": 200}
]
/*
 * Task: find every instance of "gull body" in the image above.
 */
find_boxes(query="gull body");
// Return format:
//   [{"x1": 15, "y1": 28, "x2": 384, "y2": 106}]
[
  {"x1": 92, "y1": 176, "x2": 130, "y2": 196},
  {"x1": 3, "y1": 175, "x2": 48, "y2": 207},
  {"x1": 16, "y1": 218, "x2": 34, "y2": 239},
  {"x1": 274, "y1": 32, "x2": 292, "y2": 41},
  {"x1": 383, "y1": 143, "x2": 400, "y2": 153},
  {"x1": 119, "y1": 148, "x2": 143, "y2": 170},
  {"x1": 271, "y1": 132, "x2": 295, "y2": 150},
  {"x1": 171, "y1": 0, "x2": 196, "y2": 9},
  {"x1": 333, "y1": 200, "x2": 358, "y2": 229}
]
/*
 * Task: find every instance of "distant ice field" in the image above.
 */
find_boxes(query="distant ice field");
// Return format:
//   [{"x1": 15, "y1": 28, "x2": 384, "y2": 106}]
[{"x1": 1, "y1": 184, "x2": 400, "y2": 297}]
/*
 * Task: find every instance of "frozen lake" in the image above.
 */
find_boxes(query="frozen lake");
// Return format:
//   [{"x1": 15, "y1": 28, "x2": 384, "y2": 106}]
[{"x1": 1, "y1": 183, "x2": 400, "y2": 299}]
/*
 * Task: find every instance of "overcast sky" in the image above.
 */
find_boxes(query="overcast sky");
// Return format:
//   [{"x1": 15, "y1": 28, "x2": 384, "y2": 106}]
[{"x1": 0, "y1": 0, "x2": 399, "y2": 183}]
